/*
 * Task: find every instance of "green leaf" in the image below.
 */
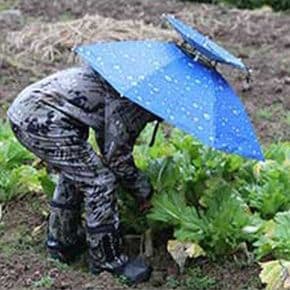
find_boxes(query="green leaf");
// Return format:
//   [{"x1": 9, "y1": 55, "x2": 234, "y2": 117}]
[
  {"x1": 254, "y1": 212, "x2": 290, "y2": 260},
  {"x1": 38, "y1": 171, "x2": 56, "y2": 198}
]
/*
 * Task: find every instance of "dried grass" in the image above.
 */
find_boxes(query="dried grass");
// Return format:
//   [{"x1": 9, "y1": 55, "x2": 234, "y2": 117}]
[
  {"x1": 4, "y1": 14, "x2": 178, "y2": 64},
  {"x1": 176, "y1": 4, "x2": 286, "y2": 47},
  {"x1": 2, "y1": 5, "x2": 287, "y2": 78},
  {"x1": 3, "y1": 5, "x2": 284, "y2": 66}
]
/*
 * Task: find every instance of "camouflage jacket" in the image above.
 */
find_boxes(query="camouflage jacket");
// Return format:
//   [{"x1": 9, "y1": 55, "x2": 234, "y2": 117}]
[{"x1": 7, "y1": 66, "x2": 158, "y2": 200}]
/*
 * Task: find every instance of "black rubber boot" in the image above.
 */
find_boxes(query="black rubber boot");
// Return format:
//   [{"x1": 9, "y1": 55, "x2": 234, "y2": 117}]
[
  {"x1": 46, "y1": 199, "x2": 86, "y2": 263},
  {"x1": 46, "y1": 234, "x2": 87, "y2": 263},
  {"x1": 110, "y1": 257, "x2": 152, "y2": 285},
  {"x1": 88, "y1": 227, "x2": 152, "y2": 285}
]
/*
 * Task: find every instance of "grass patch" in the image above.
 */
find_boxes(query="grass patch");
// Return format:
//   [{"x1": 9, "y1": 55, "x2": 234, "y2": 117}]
[
  {"x1": 32, "y1": 275, "x2": 54, "y2": 289},
  {"x1": 184, "y1": 267, "x2": 217, "y2": 290},
  {"x1": 165, "y1": 266, "x2": 217, "y2": 289},
  {"x1": 0, "y1": 224, "x2": 40, "y2": 256},
  {"x1": 256, "y1": 108, "x2": 273, "y2": 120},
  {"x1": 48, "y1": 258, "x2": 70, "y2": 271},
  {"x1": 0, "y1": 0, "x2": 17, "y2": 12},
  {"x1": 285, "y1": 111, "x2": 290, "y2": 126},
  {"x1": 58, "y1": 11, "x2": 75, "y2": 22}
]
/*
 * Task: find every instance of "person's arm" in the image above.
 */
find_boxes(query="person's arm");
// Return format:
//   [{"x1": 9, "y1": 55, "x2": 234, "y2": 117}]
[{"x1": 103, "y1": 94, "x2": 156, "y2": 206}]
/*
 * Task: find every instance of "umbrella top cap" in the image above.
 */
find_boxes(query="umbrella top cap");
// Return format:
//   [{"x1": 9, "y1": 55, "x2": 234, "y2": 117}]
[{"x1": 164, "y1": 14, "x2": 248, "y2": 72}]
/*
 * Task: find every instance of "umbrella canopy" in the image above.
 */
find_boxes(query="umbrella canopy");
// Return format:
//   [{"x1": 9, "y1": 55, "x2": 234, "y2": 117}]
[
  {"x1": 165, "y1": 15, "x2": 247, "y2": 71},
  {"x1": 75, "y1": 40, "x2": 264, "y2": 161}
]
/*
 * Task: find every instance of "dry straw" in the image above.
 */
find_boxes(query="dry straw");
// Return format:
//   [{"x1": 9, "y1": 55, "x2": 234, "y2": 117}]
[
  {"x1": 2, "y1": 7, "x2": 283, "y2": 74},
  {"x1": 5, "y1": 14, "x2": 177, "y2": 64}
]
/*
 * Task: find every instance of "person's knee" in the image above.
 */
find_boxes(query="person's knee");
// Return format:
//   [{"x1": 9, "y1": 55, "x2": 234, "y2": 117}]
[
  {"x1": 96, "y1": 169, "x2": 118, "y2": 190},
  {"x1": 79, "y1": 166, "x2": 118, "y2": 191}
]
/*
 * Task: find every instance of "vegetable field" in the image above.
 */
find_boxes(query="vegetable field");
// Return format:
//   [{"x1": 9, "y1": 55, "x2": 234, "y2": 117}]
[{"x1": 0, "y1": 0, "x2": 290, "y2": 289}]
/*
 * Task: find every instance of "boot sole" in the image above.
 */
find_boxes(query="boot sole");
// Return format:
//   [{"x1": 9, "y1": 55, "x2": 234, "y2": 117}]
[{"x1": 91, "y1": 266, "x2": 153, "y2": 285}]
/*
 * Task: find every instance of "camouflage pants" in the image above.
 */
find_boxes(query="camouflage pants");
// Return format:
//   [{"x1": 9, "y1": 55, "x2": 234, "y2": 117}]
[{"x1": 10, "y1": 120, "x2": 120, "y2": 247}]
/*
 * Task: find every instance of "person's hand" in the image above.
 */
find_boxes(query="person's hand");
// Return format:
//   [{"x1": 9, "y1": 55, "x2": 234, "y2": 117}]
[{"x1": 138, "y1": 199, "x2": 152, "y2": 213}]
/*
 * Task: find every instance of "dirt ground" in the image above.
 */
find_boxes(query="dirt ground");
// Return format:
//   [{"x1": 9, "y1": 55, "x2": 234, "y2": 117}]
[
  {"x1": 0, "y1": 0, "x2": 289, "y2": 289},
  {"x1": 0, "y1": 193, "x2": 263, "y2": 290}
]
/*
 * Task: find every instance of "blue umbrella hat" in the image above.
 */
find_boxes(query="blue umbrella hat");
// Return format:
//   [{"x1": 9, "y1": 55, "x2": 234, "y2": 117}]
[
  {"x1": 74, "y1": 20, "x2": 264, "y2": 161},
  {"x1": 164, "y1": 14, "x2": 248, "y2": 71}
]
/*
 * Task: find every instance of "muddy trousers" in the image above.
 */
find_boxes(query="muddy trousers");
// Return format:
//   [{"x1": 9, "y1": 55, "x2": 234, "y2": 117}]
[{"x1": 10, "y1": 122, "x2": 127, "y2": 268}]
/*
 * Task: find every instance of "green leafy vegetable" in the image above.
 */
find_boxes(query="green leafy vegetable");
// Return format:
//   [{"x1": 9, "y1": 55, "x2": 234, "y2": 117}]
[{"x1": 0, "y1": 121, "x2": 55, "y2": 202}]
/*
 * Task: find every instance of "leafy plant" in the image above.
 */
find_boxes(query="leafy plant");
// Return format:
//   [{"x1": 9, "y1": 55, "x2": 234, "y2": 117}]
[
  {"x1": 0, "y1": 124, "x2": 34, "y2": 169},
  {"x1": 183, "y1": 267, "x2": 217, "y2": 290},
  {"x1": 1, "y1": 118, "x2": 290, "y2": 266},
  {"x1": 148, "y1": 190, "x2": 205, "y2": 240},
  {"x1": 165, "y1": 266, "x2": 217, "y2": 290},
  {"x1": 265, "y1": 142, "x2": 290, "y2": 164},
  {"x1": 0, "y1": 165, "x2": 45, "y2": 202},
  {"x1": 0, "y1": 121, "x2": 55, "y2": 202},
  {"x1": 118, "y1": 187, "x2": 149, "y2": 234},
  {"x1": 254, "y1": 211, "x2": 290, "y2": 260},
  {"x1": 148, "y1": 183, "x2": 254, "y2": 257},
  {"x1": 136, "y1": 126, "x2": 290, "y2": 260},
  {"x1": 199, "y1": 184, "x2": 253, "y2": 256},
  {"x1": 244, "y1": 148, "x2": 290, "y2": 219},
  {"x1": 165, "y1": 276, "x2": 181, "y2": 289}
]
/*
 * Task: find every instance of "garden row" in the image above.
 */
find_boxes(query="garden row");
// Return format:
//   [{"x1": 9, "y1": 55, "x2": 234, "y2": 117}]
[{"x1": 1, "y1": 120, "x2": 290, "y2": 288}]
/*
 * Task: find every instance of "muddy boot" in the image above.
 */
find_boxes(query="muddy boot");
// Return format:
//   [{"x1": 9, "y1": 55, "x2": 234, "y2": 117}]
[
  {"x1": 88, "y1": 226, "x2": 152, "y2": 285},
  {"x1": 46, "y1": 200, "x2": 86, "y2": 263},
  {"x1": 46, "y1": 227, "x2": 86, "y2": 263}
]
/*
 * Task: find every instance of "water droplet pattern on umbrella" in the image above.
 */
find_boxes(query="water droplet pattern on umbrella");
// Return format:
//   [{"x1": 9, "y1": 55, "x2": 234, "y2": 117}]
[
  {"x1": 75, "y1": 40, "x2": 264, "y2": 161},
  {"x1": 165, "y1": 15, "x2": 247, "y2": 71}
]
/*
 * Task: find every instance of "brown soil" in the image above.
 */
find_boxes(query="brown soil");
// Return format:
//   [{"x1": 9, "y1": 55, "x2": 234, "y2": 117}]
[
  {"x1": 0, "y1": 193, "x2": 263, "y2": 290},
  {"x1": 17, "y1": 0, "x2": 186, "y2": 24},
  {"x1": 0, "y1": 252, "x2": 128, "y2": 290},
  {"x1": 0, "y1": 193, "x2": 128, "y2": 290}
]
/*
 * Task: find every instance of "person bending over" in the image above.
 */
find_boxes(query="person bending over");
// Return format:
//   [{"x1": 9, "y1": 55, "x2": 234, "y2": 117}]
[{"x1": 7, "y1": 66, "x2": 159, "y2": 284}]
